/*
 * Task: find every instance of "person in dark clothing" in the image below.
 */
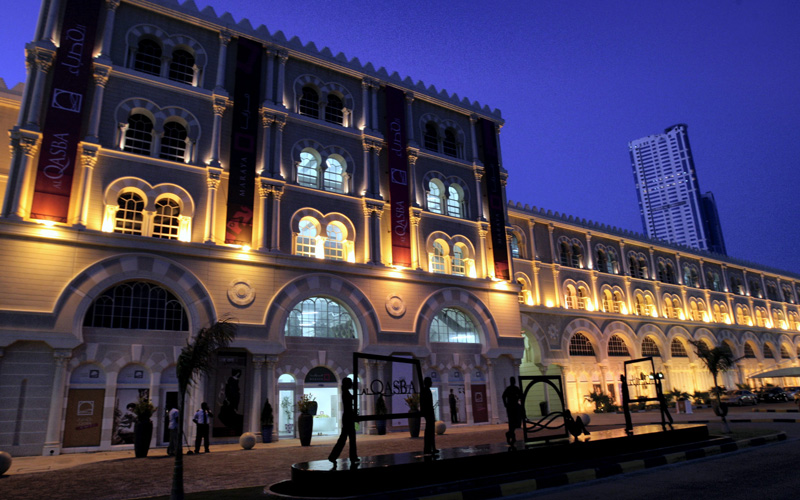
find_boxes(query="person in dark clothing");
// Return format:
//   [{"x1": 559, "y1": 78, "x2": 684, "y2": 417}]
[
  {"x1": 193, "y1": 401, "x2": 213, "y2": 453},
  {"x1": 448, "y1": 389, "x2": 458, "y2": 423},
  {"x1": 328, "y1": 378, "x2": 359, "y2": 464},
  {"x1": 421, "y1": 377, "x2": 438, "y2": 455},
  {"x1": 502, "y1": 377, "x2": 523, "y2": 446}
]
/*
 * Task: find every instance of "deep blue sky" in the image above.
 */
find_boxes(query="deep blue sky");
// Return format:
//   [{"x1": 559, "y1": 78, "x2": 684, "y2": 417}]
[{"x1": 2, "y1": 0, "x2": 798, "y2": 273}]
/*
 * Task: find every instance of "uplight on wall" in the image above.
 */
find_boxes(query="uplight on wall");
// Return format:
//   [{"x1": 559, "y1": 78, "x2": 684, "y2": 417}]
[{"x1": 545, "y1": 300, "x2": 554, "y2": 308}]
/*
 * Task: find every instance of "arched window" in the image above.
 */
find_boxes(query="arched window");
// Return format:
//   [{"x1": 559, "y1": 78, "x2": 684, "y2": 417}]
[
  {"x1": 737, "y1": 304, "x2": 752, "y2": 326},
  {"x1": 517, "y1": 278, "x2": 529, "y2": 304},
  {"x1": 571, "y1": 244, "x2": 583, "y2": 268},
  {"x1": 299, "y1": 87, "x2": 319, "y2": 117},
  {"x1": 638, "y1": 256, "x2": 649, "y2": 279},
  {"x1": 325, "y1": 94, "x2": 344, "y2": 125},
  {"x1": 452, "y1": 244, "x2": 466, "y2": 276},
  {"x1": 424, "y1": 122, "x2": 438, "y2": 151},
  {"x1": 134, "y1": 39, "x2": 162, "y2": 76},
  {"x1": 446, "y1": 185, "x2": 463, "y2": 218},
  {"x1": 780, "y1": 344, "x2": 791, "y2": 359},
  {"x1": 596, "y1": 249, "x2": 608, "y2": 273},
  {"x1": 297, "y1": 150, "x2": 320, "y2": 187},
  {"x1": 123, "y1": 114, "x2": 154, "y2": 156},
  {"x1": 430, "y1": 241, "x2": 446, "y2": 274},
  {"x1": 324, "y1": 223, "x2": 345, "y2": 261},
  {"x1": 296, "y1": 218, "x2": 318, "y2": 258},
  {"x1": 642, "y1": 337, "x2": 661, "y2": 357},
  {"x1": 764, "y1": 344, "x2": 774, "y2": 359},
  {"x1": 608, "y1": 335, "x2": 630, "y2": 356},
  {"x1": 782, "y1": 284, "x2": 795, "y2": 304},
  {"x1": 427, "y1": 180, "x2": 444, "y2": 214},
  {"x1": 160, "y1": 121, "x2": 187, "y2": 162},
  {"x1": 559, "y1": 242, "x2": 571, "y2": 266},
  {"x1": 114, "y1": 192, "x2": 145, "y2": 235},
  {"x1": 84, "y1": 281, "x2": 188, "y2": 331},
  {"x1": 168, "y1": 49, "x2": 195, "y2": 84},
  {"x1": 744, "y1": 343, "x2": 757, "y2": 358},
  {"x1": 323, "y1": 157, "x2": 345, "y2": 193},
  {"x1": 443, "y1": 129, "x2": 457, "y2": 157},
  {"x1": 152, "y1": 198, "x2": 180, "y2": 239},
  {"x1": 429, "y1": 308, "x2": 479, "y2": 343},
  {"x1": 285, "y1": 297, "x2": 357, "y2": 338},
  {"x1": 670, "y1": 339, "x2": 688, "y2": 358},
  {"x1": 607, "y1": 249, "x2": 619, "y2": 274},
  {"x1": 510, "y1": 235, "x2": 520, "y2": 258},
  {"x1": 569, "y1": 333, "x2": 595, "y2": 356},
  {"x1": 665, "y1": 263, "x2": 676, "y2": 284}
]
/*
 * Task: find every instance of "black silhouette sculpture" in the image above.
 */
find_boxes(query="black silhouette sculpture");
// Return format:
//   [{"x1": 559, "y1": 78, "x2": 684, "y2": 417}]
[
  {"x1": 329, "y1": 378, "x2": 359, "y2": 464},
  {"x1": 564, "y1": 410, "x2": 590, "y2": 439},
  {"x1": 421, "y1": 377, "x2": 438, "y2": 455},
  {"x1": 502, "y1": 377, "x2": 523, "y2": 445}
]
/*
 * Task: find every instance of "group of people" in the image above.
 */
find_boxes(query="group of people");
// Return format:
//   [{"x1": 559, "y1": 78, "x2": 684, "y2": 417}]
[{"x1": 166, "y1": 402, "x2": 214, "y2": 455}]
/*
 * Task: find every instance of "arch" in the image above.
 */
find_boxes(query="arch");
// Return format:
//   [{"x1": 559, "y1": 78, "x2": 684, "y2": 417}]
[
  {"x1": 115, "y1": 99, "x2": 201, "y2": 149},
  {"x1": 509, "y1": 225, "x2": 526, "y2": 259},
  {"x1": 514, "y1": 272, "x2": 533, "y2": 306},
  {"x1": 561, "y1": 318, "x2": 603, "y2": 354},
  {"x1": 104, "y1": 178, "x2": 195, "y2": 217},
  {"x1": 603, "y1": 321, "x2": 636, "y2": 352},
  {"x1": 416, "y1": 288, "x2": 501, "y2": 354},
  {"x1": 52, "y1": 254, "x2": 215, "y2": 346},
  {"x1": 265, "y1": 274, "x2": 380, "y2": 349},
  {"x1": 293, "y1": 75, "x2": 355, "y2": 122}
]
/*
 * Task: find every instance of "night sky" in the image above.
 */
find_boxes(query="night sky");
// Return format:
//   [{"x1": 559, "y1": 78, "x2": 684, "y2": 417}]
[{"x1": 2, "y1": 0, "x2": 798, "y2": 273}]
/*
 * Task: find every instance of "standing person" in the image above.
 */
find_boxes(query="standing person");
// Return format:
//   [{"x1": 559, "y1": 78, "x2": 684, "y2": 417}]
[
  {"x1": 167, "y1": 405, "x2": 180, "y2": 456},
  {"x1": 502, "y1": 377, "x2": 523, "y2": 446},
  {"x1": 448, "y1": 389, "x2": 458, "y2": 424},
  {"x1": 421, "y1": 377, "x2": 438, "y2": 455},
  {"x1": 193, "y1": 402, "x2": 213, "y2": 453},
  {"x1": 328, "y1": 378, "x2": 359, "y2": 465}
]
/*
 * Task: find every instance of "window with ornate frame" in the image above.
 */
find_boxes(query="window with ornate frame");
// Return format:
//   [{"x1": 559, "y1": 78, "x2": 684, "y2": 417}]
[
  {"x1": 323, "y1": 223, "x2": 345, "y2": 261},
  {"x1": 744, "y1": 342, "x2": 757, "y2": 358},
  {"x1": 430, "y1": 241, "x2": 447, "y2": 274},
  {"x1": 325, "y1": 94, "x2": 344, "y2": 124},
  {"x1": 134, "y1": 39, "x2": 162, "y2": 76},
  {"x1": 299, "y1": 86, "x2": 319, "y2": 117},
  {"x1": 569, "y1": 333, "x2": 595, "y2": 356},
  {"x1": 293, "y1": 214, "x2": 355, "y2": 262},
  {"x1": 642, "y1": 337, "x2": 661, "y2": 357},
  {"x1": 296, "y1": 218, "x2": 319, "y2": 258},
  {"x1": 285, "y1": 297, "x2": 357, "y2": 338},
  {"x1": 424, "y1": 122, "x2": 438, "y2": 151},
  {"x1": 446, "y1": 185, "x2": 463, "y2": 218},
  {"x1": 114, "y1": 192, "x2": 145, "y2": 235},
  {"x1": 323, "y1": 157, "x2": 345, "y2": 193},
  {"x1": 152, "y1": 199, "x2": 180, "y2": 239},
  {"x1": 160, "y1": 121, "x2": 188, "y2": 162},
  {"x1": 168, "y1": 49, "x2": 195, "y2": 84},
  {"x1": 84, "y1": 281, "x2": 188, "y2": 331},
  {"x1": 123, "y1": 114, "x2": 154, "y2": 156},
  {"x1": 429, "y1": 308, "x2": 479, "y2": 343},
  {"x1": 427, "y1": 180, "x2": 444, "y2": 214},
  {"x1": 670, "y1": 339, "x2": 689, "y2": 358},
  {"x1": 443, "y1": 129, "x2": 457, "y2": 157},
  {"x1": 608, "y1": 335, "x2": 630, "y2": 356}
]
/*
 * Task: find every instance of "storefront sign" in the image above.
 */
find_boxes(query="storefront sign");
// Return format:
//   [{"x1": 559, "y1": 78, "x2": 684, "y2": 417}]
[
  {"x1": 29, "y1": 0, "x2": 103, "y2": 222},
  {"x1": 385, "y1": 85, "x2": 411, "y2": 268},
  {"x1": 224, "y1": 37, "x2": 263, "y2": 245},
  {"x1": 357, "y1": 378, "x2": 417, "y2": 396},
  {"x1": 305, "y1": 366, "x2": 336, "y2": 384},
  {"x1": 479, "y1": 118, "x2": 510, "y2": 280},
  {"x1": 63, "y1": 388, "x2": 104, "y2": 448}
]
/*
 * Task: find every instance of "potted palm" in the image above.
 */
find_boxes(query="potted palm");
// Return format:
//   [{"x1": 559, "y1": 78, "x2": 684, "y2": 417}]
[
  {"x1": 375, "y1": 394, "x2": 387, "y2": 435},
  {"x1": 132, "y1": 396, "x2": 156, "y2": 458},
  {"x1": 261, "y1": 398, "x2": 274, "y2": 443},
  {"x1": 405, "y1": 393, "x2": 421, "y2": 438},
  {"x1": 296, "y1": 394, "x2": 317, "y2": 446}
]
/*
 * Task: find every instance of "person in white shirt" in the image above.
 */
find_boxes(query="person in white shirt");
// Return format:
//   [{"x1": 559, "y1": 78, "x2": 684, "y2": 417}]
[
  {"x1": 193, "y1": 402, "x2": 213, "y2": 453},
  {"x1": 167, "y1": 406, "x2": 180, "y2": 456}
]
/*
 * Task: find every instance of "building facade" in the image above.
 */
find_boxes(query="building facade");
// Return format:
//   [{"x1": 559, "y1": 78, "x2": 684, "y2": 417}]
[
  {"x1": 629, "y1": 124, "x2": 727, "y2": 254},
  {"x1": 0, "y1": 0, "x2": 798, "y2": 458}
]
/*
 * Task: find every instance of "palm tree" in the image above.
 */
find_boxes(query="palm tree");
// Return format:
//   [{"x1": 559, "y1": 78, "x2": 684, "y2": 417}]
[
  {"x1": 689, "y1": 340, "x2": 735, "y2": 433},
  {"x1": 171, "y1": 317, "x2": 237, "y2": 500}
]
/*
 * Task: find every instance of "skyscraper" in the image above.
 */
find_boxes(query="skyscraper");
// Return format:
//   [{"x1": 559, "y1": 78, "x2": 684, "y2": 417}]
[{"x1": 629, "y1": 124, "x2": 726, "y2": 254}]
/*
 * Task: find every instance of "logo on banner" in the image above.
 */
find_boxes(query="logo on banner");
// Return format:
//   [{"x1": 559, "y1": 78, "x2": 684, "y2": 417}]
[{"x1": 52, "y1": 89, "x2": 83, "y2": 113}]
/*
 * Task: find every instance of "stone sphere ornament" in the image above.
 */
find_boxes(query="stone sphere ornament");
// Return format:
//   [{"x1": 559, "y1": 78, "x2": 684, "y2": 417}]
[
  {"x1": 0, "y1": 451, "x2": 11, "y2": 475},
  {"x1": 435, "y1": 420, "x2": 447, "y2": 435},
  {"x1": 576, "y1": 413, "x2": 591, "y2": 426},
  {"x1": 239, "y1": 432, "x2": 257, "y2": 450}
]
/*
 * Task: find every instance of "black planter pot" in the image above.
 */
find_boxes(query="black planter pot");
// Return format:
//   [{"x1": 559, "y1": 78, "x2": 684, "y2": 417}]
[
  {"x1": 133, "y1": 420, "x2": 153, "y2": 458},
  {"x1": 408, "y1": 415, "x2": 420, "y2": 438},
  {"x1": 261, "y1": 425, "x2": 273, "y2": 443},
  {"x1": 298, "y1": 412, "x2": 313, "y2": 446}
]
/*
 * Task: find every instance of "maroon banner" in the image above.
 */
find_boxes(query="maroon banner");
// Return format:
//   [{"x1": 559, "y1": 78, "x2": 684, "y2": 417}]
[
  {"x1": 385, "y1": 86, "x2": 411, "y2": 267},
  {"x1": 479, "y1": 118, "x2": 510, "y2": 280},
  {"x1": 30, "y1": 0, "x2": 103, "y2": 222},
  {"x1": 224, "y1": 37, "x2": 262, "y2": 245}
]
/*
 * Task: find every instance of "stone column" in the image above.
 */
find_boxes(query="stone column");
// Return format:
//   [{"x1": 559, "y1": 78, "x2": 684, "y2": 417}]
[
  {"x1": 75, "y1": 145, "x2": 98, "y2": 227},
  {"x1": 86, "y1": 65, "x2": 110, "y2": 143},
  {"x1": 361, "y1": 80, "x2": 370, "y2": 130},
  {"x1": 485, "y1": 358, "x2": 500, "y2": 424},
  {"x1": 360, "y1": 140, "x2": 370, "y2": 197},
  {"x1": 410, "y1": 208, "x2": 421, "y2": 270},
  {"x1": 469, "y1": 115, "x2": 479, "y2": 162},
  {"x1": 273, "y1": 116, "x2": 286, "y2": 180},
  {"x1": 257, "y1": 181, "x2": 271, "y2": 251},
  {"x1": 208, "y1": 96, "x2": 226, "y2": 168},
  {"x1": 366, "y1": 141, "x2": 382, "y2": 199},
  {"x1": 405, "y1": 92, "x2": 415, "y2": 143},
  {"x1": 270, "y1": 187, "x2": 283, "y2": 251},
  {"x1": 473, "y1": 167, "x2": 484, "y2": 220},
  {"x1": 276, "y1": 50, "x2": 288, "y2": 108},
  {"x1": 26, "y1": 48, "x2": 54, "y2": 130},
  {"x1": 215, "y1": 31, "x2": 231, "y2": 90},
  {"x1": 371, "y1": 82, "x2": 379, "y2": 133},
  {"x1": 259, "y1": 111, "x2": 274, "y2": 176},
  {"x1": 42, "y1": 350, "x2": 71, "y2": 456},
  {"x1": 42, "y1": 0, "x2": 62, "y2": 44},
  {"x1": 477, "y1": 224, "x2": 489, "y2": 279},
  {"x1": 250, "y1": 356, "x2": 266, "y2": 436},
  {"x1": 204, "y1": 168, "x2": 222, "y2": 243},
  {"x1": 532, "y1": 262, "x2": 542, "y2": 306},
  {"x1": 407, "y1": 149, "x2": 418, "y2": 208},
  {"x1": 100, "y1": 0, "x2": 121, "y2": 59},
  {"x1": 364, "y1": 201, "x2": 383, "y2": 265},
  {"x1": 463, "y1": 368, "x2": 473, "y2": 425},
  {"x1": 4, "y1": 130, "x2": 40, "y2": 219},
  {"x1": 265, "y1": 48, "x2": 275, "y2": 104}
]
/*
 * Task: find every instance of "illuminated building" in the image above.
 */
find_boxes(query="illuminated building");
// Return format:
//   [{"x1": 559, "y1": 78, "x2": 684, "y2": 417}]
[{"x1": 0, "y1": 1, "x2": 797, "y2": 457}]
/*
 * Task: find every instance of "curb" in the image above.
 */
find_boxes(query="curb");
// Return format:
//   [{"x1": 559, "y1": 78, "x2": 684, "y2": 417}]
[
  {"x1": 418, "y1": 432, "x2": 788, "y2": 500},
  {"x1": 751, "y1": 408, "x2": 799, "y2": 413},
  {"x1": 647, "y1": 418, "x2": 800, "y2": 424}
]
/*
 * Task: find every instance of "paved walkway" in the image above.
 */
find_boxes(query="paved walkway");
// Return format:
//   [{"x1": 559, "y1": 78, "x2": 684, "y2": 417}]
[{"x1": 0, "y1": 404, "x2": 796, "y2": 500}]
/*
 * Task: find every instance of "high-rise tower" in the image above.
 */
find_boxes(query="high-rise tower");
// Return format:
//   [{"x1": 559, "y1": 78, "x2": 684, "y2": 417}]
[{"x1": 629, "y1": 124, "x2": 726, "y2": 254}]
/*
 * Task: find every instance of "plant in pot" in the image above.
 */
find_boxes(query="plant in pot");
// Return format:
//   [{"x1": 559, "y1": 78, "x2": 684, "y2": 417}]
[
  {"x1": 375, "y1": 394, "x2": 387, "y2": 435},
  {"x1": 405, "y1": 393, "x2": 421, "y2": 438},
  {"x1": 280, "y1": 396, "x2": 294, "y2": 434},
  {"x1": 296, "y1": 394, "x2": 317, "y2": 446},
  {"x1": 132, "y1": 396, "x2": 156, "y2": 458},
  {"x1": 261, "y1": 398, "x2": 274, "y2": 443}
]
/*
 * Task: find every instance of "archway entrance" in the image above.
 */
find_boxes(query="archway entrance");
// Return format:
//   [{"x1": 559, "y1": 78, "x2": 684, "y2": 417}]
[{"x1": 304, "y1": 367, "x2": 339, "y2": 436}]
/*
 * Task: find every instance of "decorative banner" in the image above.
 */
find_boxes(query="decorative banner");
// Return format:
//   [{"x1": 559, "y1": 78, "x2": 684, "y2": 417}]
[
  {"x1": 29, "y1": 0, "x2": 103, "y2": 222},
  {"x1": 384, "y1": 86, "x2": 411, "y2": 268},
  {"x1": 224, "y1": 37, "x2": 263, "y2": 244},
  {"x1": 479, "y1": 118, "x2": 510, "y2": 280},
  {"x1": 213, "y1": 352, "x2": 247, "y2": 437}
]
